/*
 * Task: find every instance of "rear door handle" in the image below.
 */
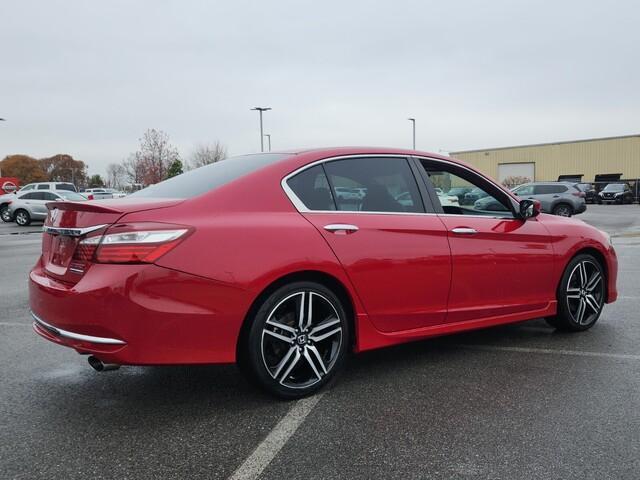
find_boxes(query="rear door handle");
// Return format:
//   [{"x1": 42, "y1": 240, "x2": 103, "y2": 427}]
[
  {"x1": 451, "y1": 227, "x2": 477, "y2": 235},
  {"x1": 324, "y1": 224, "x2": 359, "y2": 234}
]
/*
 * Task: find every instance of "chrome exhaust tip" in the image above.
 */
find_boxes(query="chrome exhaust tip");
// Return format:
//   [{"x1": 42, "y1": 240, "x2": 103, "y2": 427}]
[{"x1": 88, "y1": 355, "x2": 120, "y2": 372}]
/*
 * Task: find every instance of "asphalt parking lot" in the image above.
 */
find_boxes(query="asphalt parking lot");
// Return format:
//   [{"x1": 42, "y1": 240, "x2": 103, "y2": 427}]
[{"x1": 1, "y1": 205, "x2": 639, "y2": 480}]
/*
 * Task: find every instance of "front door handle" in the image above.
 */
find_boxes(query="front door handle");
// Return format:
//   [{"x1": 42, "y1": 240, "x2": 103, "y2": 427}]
[
  {"x1": 324, "y1": 224, "x2": 359, "y2": 234},
  {"x1": 451, "y1": 227, "x2": 477, "y2": 235}
]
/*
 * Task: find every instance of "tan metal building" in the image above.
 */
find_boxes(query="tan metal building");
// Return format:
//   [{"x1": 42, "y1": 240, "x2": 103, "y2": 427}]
[{"x1": 450, "y1": 134, "x2": 640, "y2": 185}]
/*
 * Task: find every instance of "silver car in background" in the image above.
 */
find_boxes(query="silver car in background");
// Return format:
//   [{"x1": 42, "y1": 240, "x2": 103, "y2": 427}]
[
  {"x1": 8, "y1": 190, "x2": 88, "y2": 226},
  {"x1": 511, "y1": 182, "x2": 587, "y2": 216}
]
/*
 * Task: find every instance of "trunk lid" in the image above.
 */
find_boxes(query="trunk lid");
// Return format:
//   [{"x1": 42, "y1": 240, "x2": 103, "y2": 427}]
[{"x1": 42, "y1": 198, "x2": 183, "y2": 284}]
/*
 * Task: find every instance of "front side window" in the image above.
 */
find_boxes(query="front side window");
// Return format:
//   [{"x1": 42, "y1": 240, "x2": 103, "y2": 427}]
[
  {"x1": 323, "y1": 157, "x2": 424, "y2": 213},
  {"x1": 42, "y1": 192, "x2": 59, "y2": 201},
  {"x1": 420, "y1": 160, "x2": 514, "y2": 217},
  {"x1": 513, "y1": 184, "x2": 534, "y2": 196}
]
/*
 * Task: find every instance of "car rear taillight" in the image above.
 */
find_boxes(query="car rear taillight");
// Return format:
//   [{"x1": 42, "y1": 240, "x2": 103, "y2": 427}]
[
  {"x1": 95, "y1": 229, "x2": 188, "y2": 263},
  {"x1": 572, "y1": 191, "x2": 586, "y2": 198}
]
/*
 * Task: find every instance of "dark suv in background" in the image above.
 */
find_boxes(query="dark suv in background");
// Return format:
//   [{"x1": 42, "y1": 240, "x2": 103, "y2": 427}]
[
  {"x1": 575, "y1": 183, "x2": 597, "y2": 203},
  {"x1": 598, "y1": 183, "x2": 634, "y2": 204}
]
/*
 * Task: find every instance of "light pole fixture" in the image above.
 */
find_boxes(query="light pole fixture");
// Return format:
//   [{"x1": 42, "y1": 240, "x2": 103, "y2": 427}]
[
  {"x1": 407, "y1": 118, "x2": 416, "y2": 150},
  {"x1": 251, "y1": 107, "x2": 272, "y2": 152},
  {"x1": 264, "y1": 134, "x2": 271, "y2": 152}
]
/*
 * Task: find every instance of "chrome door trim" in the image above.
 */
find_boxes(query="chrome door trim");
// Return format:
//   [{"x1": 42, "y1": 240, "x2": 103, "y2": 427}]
[
  {"x1": 280, "y1": 153, "x2": 521, "y2": 217},
  {"x1": 43, "y1": 224, "x2": 109, "y2": 237},
  {"x1": 31, "y1": 311, "x2": 126, "y2": 345}
]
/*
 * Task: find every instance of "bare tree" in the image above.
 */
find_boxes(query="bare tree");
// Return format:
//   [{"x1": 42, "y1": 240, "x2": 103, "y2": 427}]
[
  {"x1": 106, "y1": 163, "x2": 127, "y2": 189},
  {"x1": 122, "y1": 152, "x2": 146, "y2": 186},
  {"x1": 131, "y1": 129, "x2": 181, "y2": 184},
  {"x1": 188, "y1": 142, "x2": 227, "y2": 170}
]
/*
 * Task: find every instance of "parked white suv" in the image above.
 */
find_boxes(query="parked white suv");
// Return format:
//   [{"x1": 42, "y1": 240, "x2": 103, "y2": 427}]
[{"x1": 19, "y1": 182, "x2": 77, "y2": 193}]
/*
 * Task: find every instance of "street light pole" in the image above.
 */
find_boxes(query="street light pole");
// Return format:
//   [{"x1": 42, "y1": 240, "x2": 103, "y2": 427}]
[
  {"x1": 408, "y1": 118, "x2": 416, "y2": 150},
  {"x1": 251, "y1": 107, "x2": 272, "y2": 152},
  {"x1": 264, "y1": 134, "x2": 271, "y2": 152}
]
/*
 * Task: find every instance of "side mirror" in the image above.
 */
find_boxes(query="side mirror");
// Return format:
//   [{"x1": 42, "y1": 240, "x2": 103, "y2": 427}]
[{"x1": 519, "y1": 199, "x2": 541, "y2": 219}]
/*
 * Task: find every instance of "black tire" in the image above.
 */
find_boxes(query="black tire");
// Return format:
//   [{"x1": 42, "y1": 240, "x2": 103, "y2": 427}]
[
  {"x1": 545, "y1": 254, "x2": 606, "y2": 331},
  {"x1": 242, "y1": 281, "x2": 350, "y2": 399},
  {"x1": 0, "y1": 205, "x2": 12, "y2": 223},
  {"x1": 14, "y1": 209, "x2": 31, "y2": 226},
  {"x1": 552, "y1": 203, "x2": 573, "y2": 217}
]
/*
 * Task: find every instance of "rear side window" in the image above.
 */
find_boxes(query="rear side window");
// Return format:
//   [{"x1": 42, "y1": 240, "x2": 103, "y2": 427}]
[
  {"x1": 535, "y1": 184, "x2": 567, "y2": 194},
  {"x1": 324, "y1": 157, "x2": 424, "y2": 213},
  {"x1": 21, "y1": 192, "x2": 45, "y2": 200},
  {"x1": 131, "y1": 153, "x2": 290, "y2": 199},
  {"x1": 56, "y1": 183, "x2": 76, "y2": 192},
  {"x1": 57, "y1": 191, "x2": 89, "y2": 201},
  {"x1": 286, "y1": 165, "x2": 336, "y2": 211},
  {"x1": 37, "y1": 184, "x2": 50, "y2": 190}
]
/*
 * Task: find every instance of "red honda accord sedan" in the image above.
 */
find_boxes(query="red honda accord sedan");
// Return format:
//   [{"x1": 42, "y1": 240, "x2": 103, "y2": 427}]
[{"x1": 30, "y1": 148, "x2": 617, "y2": 398}]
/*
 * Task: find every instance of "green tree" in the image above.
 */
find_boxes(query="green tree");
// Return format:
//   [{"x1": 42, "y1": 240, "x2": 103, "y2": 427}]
[
  {"x1": 166, "y1": 159, "x2": 184, "y2": 179},
  {"x1": 88, "y1": 174, "x2": 105, "y2": 188}
]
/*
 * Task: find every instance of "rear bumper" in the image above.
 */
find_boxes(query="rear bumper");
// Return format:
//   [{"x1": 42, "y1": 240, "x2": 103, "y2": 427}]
[
  {"x1": 575, "y1": 203, "x2": 587, "y2": 214},
  {"x1": 29, "y1": 260, "x2": 251, "y2": 365}
]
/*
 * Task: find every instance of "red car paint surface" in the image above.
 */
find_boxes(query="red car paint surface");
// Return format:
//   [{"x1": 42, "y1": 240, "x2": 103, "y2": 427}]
[{"x1": 29, "y1": 148, "x2": 618, "y2": 365}]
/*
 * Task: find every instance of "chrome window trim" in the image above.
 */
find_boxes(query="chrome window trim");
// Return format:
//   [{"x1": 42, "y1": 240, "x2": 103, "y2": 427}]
[
  {"x1": 31, "y1": 311, "x2": 126, "y2": 345},
  {"x1": 43, "y1": 224, "x2": 109, "y2": 237},
  {"x1": 280, "y1": 153, "x2": 520, "y2": 217}
]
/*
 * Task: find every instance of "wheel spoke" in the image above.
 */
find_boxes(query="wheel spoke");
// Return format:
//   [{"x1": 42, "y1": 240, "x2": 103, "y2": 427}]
[
  {"x1": 584, "y1": 294, "x2": 601, "y2": 313},
  {"x1": 566, "y1": 294, "x2": 581, "y2": 299},
  {"x1": 306, "y1": 345, "x2": 328, "y2": 374},
  {"x1": 264, "y1": 329, "x2": 295, "y2": 344},
  {"x1": 266, "y1": 318, "x2": 296, "y2": 335},
  {"x1": 278, "y1": 348, "x2": 302, "y2": 384},
  {"x1": 575, "y1": 298, "x2": 586, "y2": 324},
  {"x1": 303, "y1": 348, "x2": 322, "y2": 380},
  {"x1": 306, "y1": 292, "x2": 313, "y2": 331},
  {"x1": 272, "y1": 346, "x2": 297, "y2": 379},
  {"x1": 586, "y1": 272, "x2": 602, "y2": 292},
  {"x1": 309, "y1": 318, "x2": 340, "y2": 336},
  {"x1": 298, "y1": 292, "x2": 306, "y2": 331},
  {"x1": 309, "y1": 327, "x2": 341, "y2": 343},
  {"x1": 578, "y1": 262, "x2": 587, "y2": 287}
]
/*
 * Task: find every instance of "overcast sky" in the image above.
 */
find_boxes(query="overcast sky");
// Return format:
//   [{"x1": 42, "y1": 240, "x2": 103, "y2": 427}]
[{"x1": 1, "y1": 0, "x2": 638, "y2": 176}]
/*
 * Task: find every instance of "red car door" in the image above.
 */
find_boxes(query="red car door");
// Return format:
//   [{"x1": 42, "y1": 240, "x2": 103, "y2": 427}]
[
  {"x1": 416, "y1": 158, "x2": 555, "y2": 323},
  {"x1": 284, "y1": 156, "x2": 451, "y2": 332}
]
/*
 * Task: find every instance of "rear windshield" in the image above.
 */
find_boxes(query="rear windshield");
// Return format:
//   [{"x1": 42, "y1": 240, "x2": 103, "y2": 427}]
[
  {"x1": 131, "y1": 153, "x2": 291, "y2": 199},
  {"x1": 56, "y1": 183, "x2": 77, "y2": 192}
]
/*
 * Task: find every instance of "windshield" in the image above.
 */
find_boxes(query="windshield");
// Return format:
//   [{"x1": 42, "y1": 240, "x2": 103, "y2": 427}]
[
  {"x1": 131, "y1": 153, "x2": 291, "y2": 199},
  {"x1": 603, "y1": 184, "x2": 624, "y2": 192}
]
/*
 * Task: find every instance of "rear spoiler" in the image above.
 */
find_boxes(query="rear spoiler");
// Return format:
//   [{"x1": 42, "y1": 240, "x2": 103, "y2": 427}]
[{"x1": 46, "y1": 201, "x2": 122, "y2": 214}]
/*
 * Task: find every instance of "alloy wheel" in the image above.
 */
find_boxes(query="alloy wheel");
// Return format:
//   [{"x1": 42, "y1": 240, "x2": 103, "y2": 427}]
[
  {"x1": 566, "y1": 260, "x2": 604, "y2": 325},
  {"x1": 261, "y1": 290, "x2": 343, "y2": 389},
  {"x1": 0, "y1": 207, "x2": 11, "y2": 222},
  {"x1": 555, "y1": 205, "x2": 572, "y2": 217},
  {"x1": 16, "y1": 211, "x2": 28, "y2": 226}
]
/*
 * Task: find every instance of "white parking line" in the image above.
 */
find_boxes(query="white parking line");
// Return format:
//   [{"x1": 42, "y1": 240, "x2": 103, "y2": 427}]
[
  {"x1": 454, "y1": 344, "x2": 640, "y2": 361},
  {"x1": 229, "y1": 393, "x2": 324, "y2": 480}
]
